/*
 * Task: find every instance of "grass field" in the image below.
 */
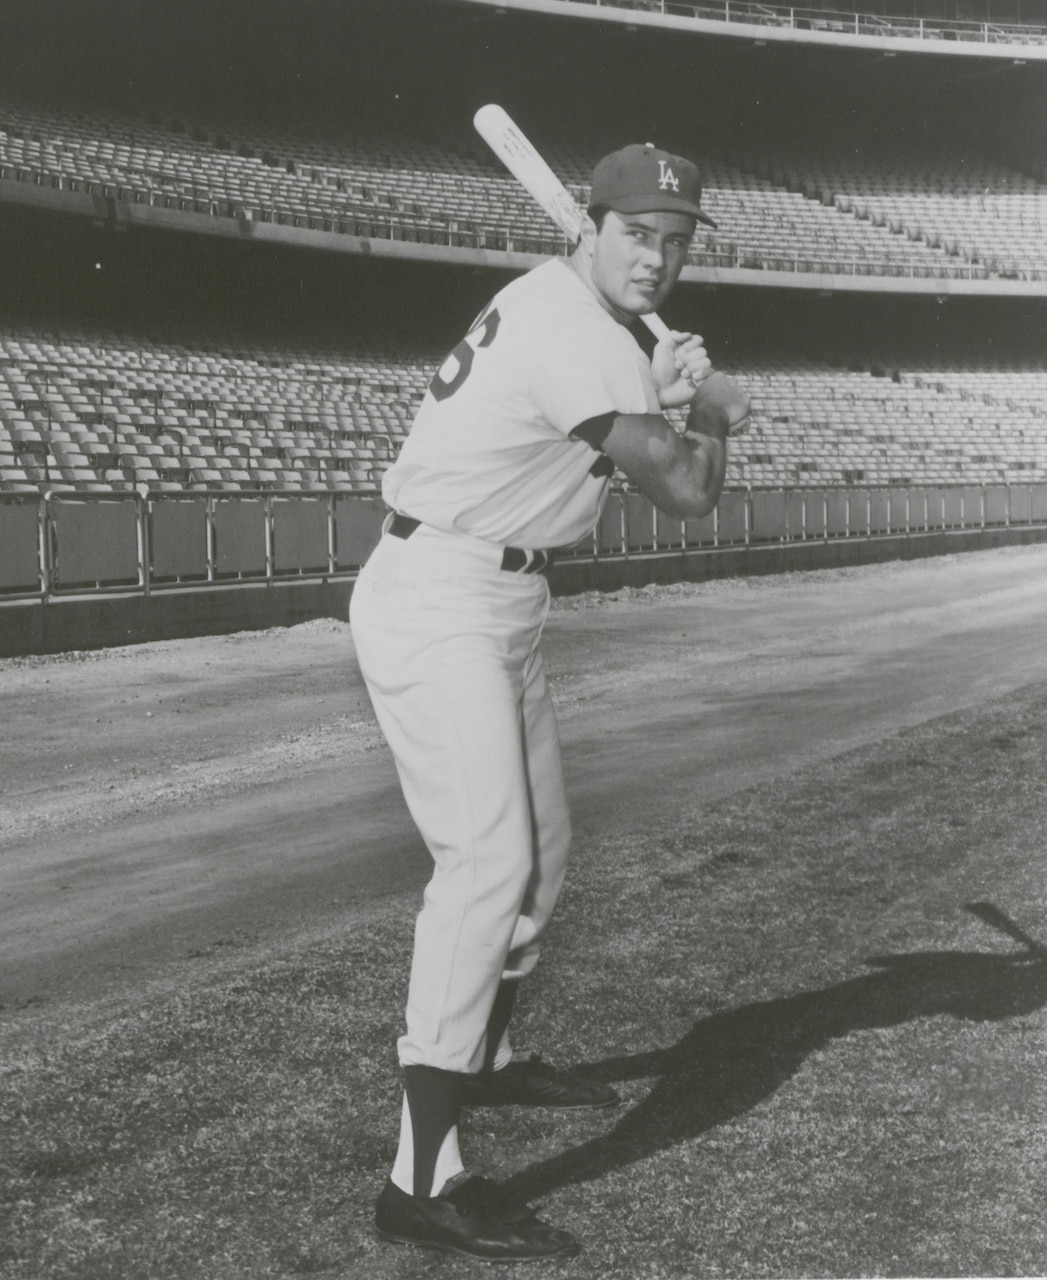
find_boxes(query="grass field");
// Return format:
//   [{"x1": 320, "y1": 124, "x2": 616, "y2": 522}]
[{"x1": 2, "y1": 659, "x2": 1045, "y2": 1279}]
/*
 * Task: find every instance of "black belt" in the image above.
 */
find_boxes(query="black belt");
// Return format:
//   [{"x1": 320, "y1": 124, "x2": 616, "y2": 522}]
[{"x1": 388, "y1": 512, "x2": 552, "y2": 575}]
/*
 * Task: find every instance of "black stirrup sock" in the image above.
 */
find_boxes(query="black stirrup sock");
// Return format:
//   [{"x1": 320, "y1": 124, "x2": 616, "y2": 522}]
[
  {"x1": 402, "y1": 1064, "x2": 462, "y2": 1198},
  {"x1": 483, "y1": 979, "x2": 520, "y2": 1072}
]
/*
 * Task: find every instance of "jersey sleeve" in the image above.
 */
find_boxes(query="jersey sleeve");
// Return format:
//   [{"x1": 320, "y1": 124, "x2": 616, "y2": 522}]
[{"x1": 535, "y1": 314, "x2": 659, "y2": 438}]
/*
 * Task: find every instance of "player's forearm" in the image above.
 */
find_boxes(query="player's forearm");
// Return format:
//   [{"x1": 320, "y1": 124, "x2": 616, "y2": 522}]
[
  {"x1": 674, "y1": 423, "x2": 728, "y2": 520},
  {"x1": 603, "y1": 408, "x2": 727, "y2": 521},
  {"x1": 667, "y1": 372, "x2": 749, "y2": 517},
  {"x1": 669, "y1": 388, "x2": 731, "y2": 514},
  {"x1": 616, "y1": 421, "x2": 726, "y2": 521}
]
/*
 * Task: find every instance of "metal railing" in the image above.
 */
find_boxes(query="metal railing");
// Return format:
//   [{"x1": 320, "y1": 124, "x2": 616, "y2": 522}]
[
  {"x1": 539, "y1": 0, "x2": 1047, "y2": 46},
  {"x1": 5, "y1": 169, "x2": 1044, "y2": 284},
  {"x1": 0, "y1": 489, "x2": 386, "y2": 603},
  {"x1": 561, "y1": 482, "x2": 1047, "y2": 560},
  {"x1": 3, "y1": 483, "x2": 1046, "y2": 604}
]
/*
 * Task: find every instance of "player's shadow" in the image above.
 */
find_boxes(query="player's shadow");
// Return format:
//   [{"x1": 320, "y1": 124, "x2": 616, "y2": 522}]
[{"x1": 506, "y1": 911, "x2": 1047, "y2": 1202}]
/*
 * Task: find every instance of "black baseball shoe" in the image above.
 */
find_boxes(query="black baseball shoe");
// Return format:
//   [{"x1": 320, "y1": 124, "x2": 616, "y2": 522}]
[
  {"x1": 375, "y1": 1173, "x2": 581, "y2": 1262},
  {"x1": 461, "y1": 1050, "x2": 619, "y2": 1109}
]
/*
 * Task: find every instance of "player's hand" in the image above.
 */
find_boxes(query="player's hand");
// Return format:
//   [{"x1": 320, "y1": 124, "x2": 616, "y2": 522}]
[{"x1": 651, "y1": 331, "x2": 712, "y2": 409}]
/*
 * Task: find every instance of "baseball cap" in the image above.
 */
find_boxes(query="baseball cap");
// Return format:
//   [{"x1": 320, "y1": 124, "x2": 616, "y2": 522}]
[{"x1": 588, "y1": 143, "x2": 717, "y2": 228}]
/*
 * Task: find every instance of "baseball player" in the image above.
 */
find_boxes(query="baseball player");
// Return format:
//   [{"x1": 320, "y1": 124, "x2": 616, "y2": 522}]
[{"x1": 350, "y1": 142, "x2": 750, "y2": 1262}]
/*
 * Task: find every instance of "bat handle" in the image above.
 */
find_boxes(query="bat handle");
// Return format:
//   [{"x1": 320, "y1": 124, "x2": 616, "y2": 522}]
[
  {"x1": 641, "y1": 312, "x2": 700, "y2": 391},
  {"x1": 641, "y1": 313, "x2": 671, "y2": 341}
]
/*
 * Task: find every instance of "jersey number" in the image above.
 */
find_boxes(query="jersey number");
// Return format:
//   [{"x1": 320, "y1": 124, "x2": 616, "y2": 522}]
[{"x1": 428, "y1": 307, "x2": 501, "y2": 402}]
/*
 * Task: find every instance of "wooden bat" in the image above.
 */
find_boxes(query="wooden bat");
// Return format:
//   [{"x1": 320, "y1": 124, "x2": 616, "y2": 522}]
[{"x1": 472, "y1": 103, "x2": 671, "y2": 343}]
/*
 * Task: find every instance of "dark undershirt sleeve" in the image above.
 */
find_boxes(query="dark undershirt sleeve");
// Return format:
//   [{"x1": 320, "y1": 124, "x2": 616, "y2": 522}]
[
  {"x1": 569, "y1": 411, "x2": 619, "y2": 479},
  {"x1": 569, "y1": 411, "x2": 618, "y2": 452}
]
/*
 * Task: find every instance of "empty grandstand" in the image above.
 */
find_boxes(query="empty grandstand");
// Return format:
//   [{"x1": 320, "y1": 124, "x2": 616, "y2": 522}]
[
  {"x1": 2, "y1": 320, "x2": 1045, "y2": 498},
  {"x1": 0, "y1": 0, "x2": 1045, "y2": 649}
]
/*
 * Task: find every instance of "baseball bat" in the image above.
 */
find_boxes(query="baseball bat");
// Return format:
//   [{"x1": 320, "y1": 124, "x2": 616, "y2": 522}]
[{"x1": 473, "y1": 103, "x2": 671, "y2": 343}]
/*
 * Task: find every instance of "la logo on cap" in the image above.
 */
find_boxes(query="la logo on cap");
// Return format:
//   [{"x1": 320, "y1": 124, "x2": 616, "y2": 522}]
[
  {"x1": 657, "y1": 160, "x2": 680, "y2": 192},
  {"x1": 588, "y1": 142, "x2": 718, "y2": 227}
]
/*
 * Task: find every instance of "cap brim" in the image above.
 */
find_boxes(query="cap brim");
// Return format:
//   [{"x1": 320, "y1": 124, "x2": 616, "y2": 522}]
[{"x1": 607, "y1": 193, "x2": 718, "y2": 229}]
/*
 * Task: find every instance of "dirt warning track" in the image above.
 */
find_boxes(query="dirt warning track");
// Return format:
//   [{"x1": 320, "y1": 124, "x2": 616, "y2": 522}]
[{"x1": 3, "y1": 543, "x2": 1047, "y2": 1012}]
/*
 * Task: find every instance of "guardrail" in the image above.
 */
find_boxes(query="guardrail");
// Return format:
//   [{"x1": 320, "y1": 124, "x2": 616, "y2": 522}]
[
  {"x1": 4, "y1": 171, "x2": 1043, "y2": 286},
  {"x1": 541, "y1": 0, "x2": 1047, "y2": 47},
  {"x1": 2, "y1": 483, "x2": 1046, "y2": 604},
  {"x1": 275, "y1": 220, "x2": 1045, "y2": 285},
  {"x1": 0, "y1": 489, "x2": 387, "y2": 603},
  {"x1": 477, "y1": 232, "x2": 1038, "y2": 283},
  {"x1": 564, "y1": 482, "x2": 1047, "y2": 559}
]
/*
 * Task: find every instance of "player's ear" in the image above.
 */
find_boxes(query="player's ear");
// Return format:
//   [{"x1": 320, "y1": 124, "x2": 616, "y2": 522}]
[{"x1": 577, "y1": 212, "x2": 598, "y2": 255}]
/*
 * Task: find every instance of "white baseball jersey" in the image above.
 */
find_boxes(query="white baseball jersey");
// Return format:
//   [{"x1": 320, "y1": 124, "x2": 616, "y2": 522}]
[{"x1": 382, "y1": 257, "x2": 660, "y2": 550}]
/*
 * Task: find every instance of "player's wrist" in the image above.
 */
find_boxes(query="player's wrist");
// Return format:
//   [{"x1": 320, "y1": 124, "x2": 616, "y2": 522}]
[
  {"x1": 657, "y1": 382, "x2": 698, "y2": 411},
  {"x1": 687, "y1": 373, "x2": 750, "y2": 438},
  {"x1": 685, "y1": 397, "x2": 731, "y2": 441}
]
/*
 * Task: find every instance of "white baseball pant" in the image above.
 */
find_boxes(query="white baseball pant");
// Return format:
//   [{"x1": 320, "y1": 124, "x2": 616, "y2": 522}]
[{"x1": 349, "y1": 521, "x2": 572, "y2": 1075}]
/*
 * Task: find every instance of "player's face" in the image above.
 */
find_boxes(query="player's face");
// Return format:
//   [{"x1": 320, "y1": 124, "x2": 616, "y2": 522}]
[{"x1": 588, "y1": 210, "x2": 695, "y2": 322}]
